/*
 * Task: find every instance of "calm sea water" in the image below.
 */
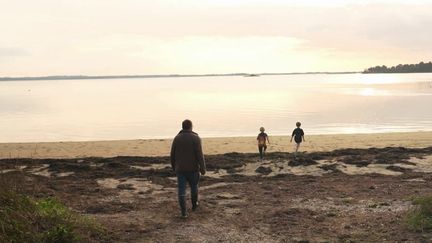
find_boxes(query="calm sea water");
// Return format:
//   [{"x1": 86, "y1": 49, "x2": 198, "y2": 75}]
[{"x1": 0, "y1": 73, "x2": 431, "y2": 142}]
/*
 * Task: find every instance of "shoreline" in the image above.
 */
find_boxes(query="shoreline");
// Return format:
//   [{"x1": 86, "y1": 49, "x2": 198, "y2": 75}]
[{"x1": 0, "y1": 131, "x2": 431, "y2": 159}]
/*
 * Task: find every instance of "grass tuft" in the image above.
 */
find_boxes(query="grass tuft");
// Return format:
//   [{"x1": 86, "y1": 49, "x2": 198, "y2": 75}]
[
  {"x1": 406, "y1": 195, "x2": 432, "y2": 232},
  {"x1": 0, "y1": 173, "x2": 106, "y2": 243}
]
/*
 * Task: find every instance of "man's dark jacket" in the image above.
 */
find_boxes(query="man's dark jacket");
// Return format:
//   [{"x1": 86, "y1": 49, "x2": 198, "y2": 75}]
[{"x1": 170, "y1": 130, "x2": 206, "y2": 173}]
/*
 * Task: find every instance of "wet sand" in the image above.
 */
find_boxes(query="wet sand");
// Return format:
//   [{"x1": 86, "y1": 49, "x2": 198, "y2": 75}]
[{"x1": 0, "y1": 131, "x2": 431, "y2": 159}]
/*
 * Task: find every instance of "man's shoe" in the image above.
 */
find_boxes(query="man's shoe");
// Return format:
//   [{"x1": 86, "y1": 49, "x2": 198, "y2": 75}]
[
  {"x1": 191, "y1": 193, "x2": 199, "y2": 211},
  {"x1": 180, "y1": 213, "x2": 188, "y2": 219},
  {"x1": 192, "y1": 202, "x2": 199, "y2": 211}
]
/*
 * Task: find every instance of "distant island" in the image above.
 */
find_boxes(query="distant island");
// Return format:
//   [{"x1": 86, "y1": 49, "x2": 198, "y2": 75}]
[
  {"x1": 0, "y1": 72, "x2": 358, "y2": 82},
  {"x1": 363, "y1": 61, "x2": 432, "y2": 73},
  {"x1": 0, "y1": 74, "x2": 246, "y2": 82},
  {"x1": 2, "y1": 62, "x2": 432, "y2": 81}
]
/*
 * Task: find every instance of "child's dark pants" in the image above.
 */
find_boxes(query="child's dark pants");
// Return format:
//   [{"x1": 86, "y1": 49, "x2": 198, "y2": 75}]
[{"x1": 258, "y1": 145, "x2": 267, "y2": 159}]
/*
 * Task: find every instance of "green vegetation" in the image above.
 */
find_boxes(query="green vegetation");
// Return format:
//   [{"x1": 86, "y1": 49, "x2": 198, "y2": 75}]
[
  {"x1": 0, "y1": 174, "x2": 105, "y2": 243},
  {"x1": 406, "y1": 195, "x2": 432, "y2": 232},
  {"x1": 364, "y1": 61, "x2": 432, "y2": 73}
]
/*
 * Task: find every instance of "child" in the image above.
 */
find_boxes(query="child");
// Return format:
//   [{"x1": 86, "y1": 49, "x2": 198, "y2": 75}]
[
  {"x1": 290, "y1": 122, "x2": 305, "y2": 157},
  {"x1": 257, "y1": 127, "x2": 270, "y2": 160}
]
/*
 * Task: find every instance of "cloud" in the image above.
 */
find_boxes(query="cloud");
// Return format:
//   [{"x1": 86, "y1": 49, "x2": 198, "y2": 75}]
[
  {"x1": 0, "y1": 1, "x2": 431, "y2": 75},
  {"x1": 0, "y1": 47, "x2": 29, "y2": 58}
]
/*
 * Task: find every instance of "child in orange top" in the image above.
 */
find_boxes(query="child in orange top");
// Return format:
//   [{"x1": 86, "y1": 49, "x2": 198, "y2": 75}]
[{"x1": 257, "y1": 127, "x2": 270, "y2": 160}]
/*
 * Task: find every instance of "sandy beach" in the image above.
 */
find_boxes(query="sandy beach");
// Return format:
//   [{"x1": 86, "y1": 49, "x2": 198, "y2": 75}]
[
  {"x1": 0, "y1": 131, "x2": 431, "y2": 159},
  {"x1": 2, "y1": 131, "x2": 432, "y2": 242}
]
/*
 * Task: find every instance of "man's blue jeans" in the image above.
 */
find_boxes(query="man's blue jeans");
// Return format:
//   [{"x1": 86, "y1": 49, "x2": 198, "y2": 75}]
[{"x1": 177, "y1": 171, "x2": 200, "y2": 215}]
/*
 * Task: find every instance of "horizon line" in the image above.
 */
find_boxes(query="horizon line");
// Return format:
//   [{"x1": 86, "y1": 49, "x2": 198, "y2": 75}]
[{"x1": 0, "y1": 71, "x2": 362, "y2": 81}]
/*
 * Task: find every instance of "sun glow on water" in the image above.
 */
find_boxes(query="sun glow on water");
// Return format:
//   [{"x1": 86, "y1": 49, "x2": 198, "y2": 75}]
[
  {"x1": 358, "y1": 74, "x2": 404, "y2": 85},
  {"x1": 358, "y1": 88, "x2": 390, "y2": 96}
]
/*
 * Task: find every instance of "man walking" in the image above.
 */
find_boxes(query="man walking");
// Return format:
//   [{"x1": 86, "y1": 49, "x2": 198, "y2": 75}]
[{"x1": 170, "y1": 119, "x2": 206, "y2": 218}]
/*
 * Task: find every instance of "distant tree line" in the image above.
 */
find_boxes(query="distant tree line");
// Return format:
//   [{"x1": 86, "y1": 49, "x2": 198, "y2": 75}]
[{"x1": 363, "y1": 61, "x2": 432, "y2": 73}]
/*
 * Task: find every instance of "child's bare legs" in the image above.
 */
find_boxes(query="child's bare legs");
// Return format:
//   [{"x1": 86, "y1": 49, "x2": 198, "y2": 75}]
[{"x1": 294, "y1": 143, "x2": 300, "y2": 157}]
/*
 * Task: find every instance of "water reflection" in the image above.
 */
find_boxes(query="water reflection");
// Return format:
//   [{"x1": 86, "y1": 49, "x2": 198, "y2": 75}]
[
  {"x1": 359, "y1": 88, "x2": 389, "y2": 96},
  {"x1": 0, "y1": 73, "x2": 431, "y2": 142}
]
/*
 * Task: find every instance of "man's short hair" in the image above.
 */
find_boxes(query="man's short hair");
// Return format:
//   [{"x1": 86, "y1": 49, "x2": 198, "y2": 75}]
[{"x1": 182, "y1": 119, "x2": 193, "y2": 130}]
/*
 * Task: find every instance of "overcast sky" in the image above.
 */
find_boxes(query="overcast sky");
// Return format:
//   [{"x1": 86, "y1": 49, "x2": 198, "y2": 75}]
[{"x1": 1, "y1": 0, "x2": 432, "y2": 76}]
